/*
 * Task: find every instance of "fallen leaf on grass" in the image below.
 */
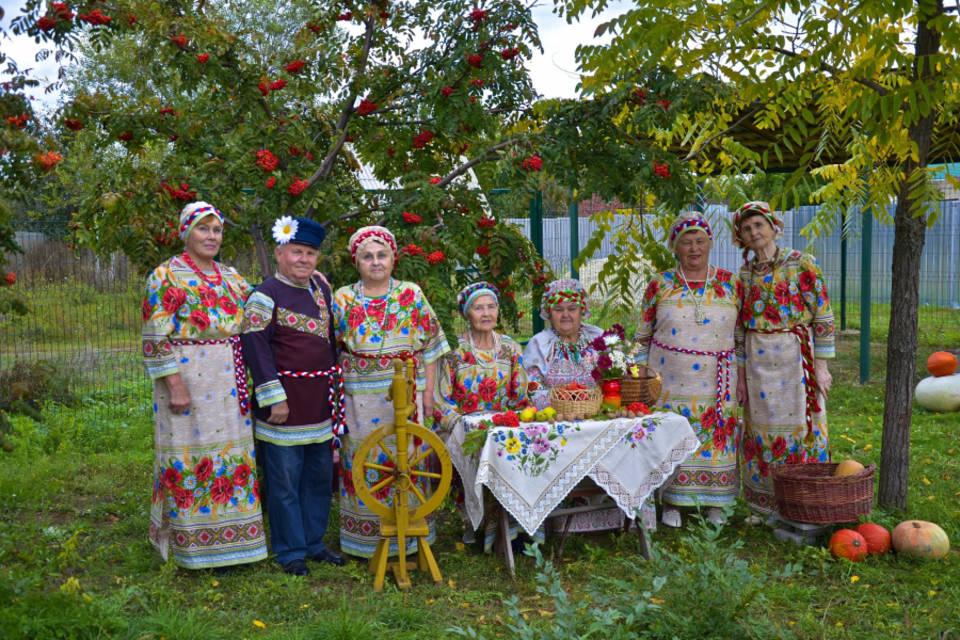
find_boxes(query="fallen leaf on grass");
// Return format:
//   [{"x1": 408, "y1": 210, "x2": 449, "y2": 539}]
[
  {"x1": 928, "y1": 590, "x2": 937, "y2": 596},
  {"x1": 850, "y1": 575, "x2": 860, "y2": 583},
  {"x1": 538, "y1": 610, "x2": 554, "y2": 617},
  {"x1": 922, "y1": 476, "x2": 932, "y2": 485},
  {"x1": 252, "y1": 620, "x2": 266, "y2": 629},
  {"x1": 649, "y1": 597, "x2": 665, "y2": 604},
  {"x1": 455, "y1": 542, "x2": 466, "y2": 551},
  {"x1": 863, "y1": 444, "x2": 873, "y2": 451},
  {"x1": 448, "y1": 578, "x2": 456, "y2": 588}
]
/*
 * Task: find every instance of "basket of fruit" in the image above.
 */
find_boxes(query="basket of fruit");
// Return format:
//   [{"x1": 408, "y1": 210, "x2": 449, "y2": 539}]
[
  {"x1": 620, "y1": 367, "x2": 662, "y2": 405},
  {"x1": 550, "y1": 382, "x2": 602, "y2": 420}
]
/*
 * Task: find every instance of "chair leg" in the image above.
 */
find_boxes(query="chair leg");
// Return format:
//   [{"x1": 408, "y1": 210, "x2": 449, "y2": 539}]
[{"x1": 554, "y1": 514, "x2": 574, "y2": 562}]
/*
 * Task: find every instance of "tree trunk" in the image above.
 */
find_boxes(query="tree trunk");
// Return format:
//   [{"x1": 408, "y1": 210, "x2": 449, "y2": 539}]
[
  {"x1": 249, "y1": 222, "x2": 271, "y2": 280},
  {"x1": 877, "y1": 0, "x2": 942, "y2": 511}
]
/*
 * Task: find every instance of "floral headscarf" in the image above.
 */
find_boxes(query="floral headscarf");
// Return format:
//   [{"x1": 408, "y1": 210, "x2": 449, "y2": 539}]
[
  {"x1": 178, "y1": 201, "x2": 223, "y2": 241},
  {"x1": 348, "y1": 225, "x2": 397, "y2": 264},
  {"x1": 540, "y1": 278, "x2": 590, "y2": 321},
  {"x1": 667, "y1": 210, "x2": 713, "y2": 253},
  {"x1": 457, "y1": 281, "x2": 500, "y2": 317},
  {"x1": 731, "y1": 201, "x2": 784, "y2": 249}
]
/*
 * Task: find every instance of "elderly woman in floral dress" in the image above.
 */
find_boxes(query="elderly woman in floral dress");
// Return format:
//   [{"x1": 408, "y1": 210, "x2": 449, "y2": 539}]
[
  {"x1": 436, "y1": 282, "x2": 541, "y2": 550},
  {"x1": 633, "y1": 211, "x2": 743, "y2": 528},
  {"x1": 142, "y1": 201, "x2": 268, "y2": 571},
  {"x1": 523, "y1": 279, "x2": 604, "y2": 409},
  {"x1": 732, "y1": 201, "x2": 834, "y2": 517},
  {"x1": 333, "y1": 225, "x2": 450, "y2": 558}
]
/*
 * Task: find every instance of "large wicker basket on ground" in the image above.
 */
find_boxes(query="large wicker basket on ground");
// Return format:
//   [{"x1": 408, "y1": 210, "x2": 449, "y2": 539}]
[
  {"x1": 773, "y1": 462, "x2": 874, "y2": 524},
  {"x1": 620, "y1": 370, "x2": 662, "y2": 405},
  {"x1": 550, "y1": 385, "x2": 603, "y2": 419}
]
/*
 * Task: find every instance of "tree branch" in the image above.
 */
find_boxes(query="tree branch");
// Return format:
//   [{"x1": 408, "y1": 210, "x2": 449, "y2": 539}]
[{"x1": 765, "y1": 44, "x2": 891, "y2": 96}]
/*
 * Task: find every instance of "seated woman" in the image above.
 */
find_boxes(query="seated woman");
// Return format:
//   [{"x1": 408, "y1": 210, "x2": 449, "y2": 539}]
[
  {"x1": 436, "y1": 282, "x2": 529, "y2": 432},
  {"x1": 437, "y1": 282, "x2": 539, "y2": 550},
  {"x1": 522, "y1": 278, "x2": 603, "y2": 409}
]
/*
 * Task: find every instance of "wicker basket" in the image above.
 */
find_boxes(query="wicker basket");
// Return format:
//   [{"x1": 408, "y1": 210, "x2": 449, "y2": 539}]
[
  {"x1": 620, "y1": 370, "x2": 662, "y2": 405},
  {"x1": 773, "y1": 462, "x2": 874, "y2": 524},
  {"x1": 550, "y1": 385, "x2": 603, "y2": 419}
]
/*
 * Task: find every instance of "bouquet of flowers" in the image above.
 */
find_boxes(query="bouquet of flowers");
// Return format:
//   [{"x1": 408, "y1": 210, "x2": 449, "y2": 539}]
[{"x1": 590, "y1": 324, "x2": 632, "y2": 381}]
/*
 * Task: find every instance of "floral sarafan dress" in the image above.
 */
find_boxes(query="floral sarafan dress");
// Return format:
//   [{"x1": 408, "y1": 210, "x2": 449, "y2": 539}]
[
  {"x1": 738, "y1": 249, "x2": 835, "y2": 513},
  {"x1": 332, "y1": 281, "x2": 450, "y2": 558},
  {"x1": 633, "y1": 267, "x2": 743, "y2": 509},
  {"x1": 436, "y1": 333, "x2": 529, "y2": 433},
  {"x1": 142, "y1": 254, "x2": 267, "y2": 569}
]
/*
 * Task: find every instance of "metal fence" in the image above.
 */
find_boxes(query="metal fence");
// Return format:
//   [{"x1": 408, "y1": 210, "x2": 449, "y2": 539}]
[{"x1": 3, "y1": 199, "x2": 960, "y2": 421}]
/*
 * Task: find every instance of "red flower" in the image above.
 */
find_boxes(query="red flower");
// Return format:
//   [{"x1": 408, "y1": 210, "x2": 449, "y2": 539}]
[
  {"x1": 142, "y1": 298, "x2": 151, "y2": 321},
  {"x1": 33, "y1": 151, "x2": 62, "y2": 172},
  {"x1": 798, "y1": 270, "x2": 818, "y2": 293},
  {"x1": 469, "y1": 8, "x2": 488, "y2": 22},
  {"x1": 757, "y1": 459, "x2": 770, "y2": 477},
  {"x1": 653, "y1": 162, "x2": 670, "y2": 178},
  {"x1": 37, "y1": 16, "x2": 57, "y2": 31},
  {"x1": 219, "y1": 296, "x2": 237, "y2": 315},
  {"x1": 288, "y1": 177, "x2": 309, "y2": 195},
  {"x1": 743, "y1": 437, "x2": 759, "y2": 462},
  {"x1": 699, "y1": 406, "x2": 718, "y2": 430},
  {"x1": 337, "y1": 12, "x2": 352, "y2": 21},
  {"x1": 265, "y1": 176, "x2": 276, "y2": 188},
  {"x1": 401, "y1": 244, "x2": 424, "y2": 257},
  {"x1": 197, "y1": 284, "x2": 218, "y2": 308},
  {"x1": 784, "y1": 453, "x2": 801, "y2": 465},
  {"x1": 452, "y1": 379, "x2": 467, "y2": 402},
  {"x1": 170, "y1": 34, "x2": 189, "y2": 48},
  {"x1": 194, "y1": 457, "x2": 214, "y2": 482},
  {"x1": 356, "y1": 98, "x2": 378, "y2": 115},
  {"x1": 429, "y1": 176, "x2": 442, "y2": 185},
  {"x1": 64, "y1": 118, "x2": 83, "y2": 131},
  {"x1": 712, "y1": 426, "x2": 727, "y2": 452},
  {"x1": 643, "y1": 306, "x2": 656, "y2": 322},
  {"x1": 476, "y1": 243, "x2": 489, "y2": 256},
  {"x1": 425, "y1": 250, "x2": 445, "y2": 264},
  {"x1": 162, "y1": 467, "x2": 182, "y2": 490},
  {"x1": 522, "y1": 155, "x2": 543, "y2": 172},
  {"x1": 774, "y1": 281, "x2": 790, "y2": 305},
  {"x1": 478, "y1": 217, "x2": 496, "y2": 228},
  {"x1": 285, "y1": 60, "x2": 305, "y2": 73},
  {"x1": 255, "y1": 149, "x2": 278, "y2": 171},
  {"x1": 762, "y1": 304, "x2": 781, "y2": 324},
  {"x1": 210, "y1": 476, "x2": 233, "y2": 505},
  {"x1": 712, "y1": 281, "x2": 726, "y2": 298},
  {"x1": 402, "y1": 211, "x2": 422, "y2": 224},
  {"x1": 658, "y1": 98, "x2": 671, "y2": 110},
  {"x1": 441, "y1": 87, "x2": 454, "y2": 97},
  {"x1": 257, "y1": 81, "x2": 270, "y2": 96},
  {"x1": 462, "y1": 393, "x2": 480, "y2": 413},
  {"x1": 478, "y1": 377, "x2": 498, "y2": 402},
  {"x1": 161, "y1": 287, "x2": 187, "y2": 314},
  {"x1": 348, "y1": 305, "x2": 366, "y2": 328},
  {"x1": 189, "y1": 309, "x2": 211, "y2": 331},
  {"x1": 270, "y1": 78, "x2": 287, "y2": 91},
  {"x1": 467, "y1": 54, "x2": 483, "y2": 68},
  {"x1": 715, "y1": 269, "x2": 731, "y2": 283},
  {"x1": 233, "y1": 464, "x2": 252, "y2": 486},
  {"x1": 500, "y1": 47, "x2": 519, "y2": 60},
  {"x1": 196, "y1": 53, "x2": 210, "y2": 63},
  {"x1": 397, "y1": 288, "x2": 416, "y2": 307},
  {"x1": 770, "y1": 436, "x2": 787, "y2": 459},
  {"x1": 173, "y1": 487, "x2": 195, "y2": 509},
  {"x1": 412, "y1": 130, "x2": 434, "y2": 149},
  {"x1": 643, "y1": 280, "x2": 660, "y2": 302},
  {"x1": 52, "y1": 3, "x2": 72, "y2": 19},
  {"x1": 252, "y1": 478, "x2": 260, "y2": 501},
  {"x1": 471, "y1": 78, "x2": 484, "y2": 87}
]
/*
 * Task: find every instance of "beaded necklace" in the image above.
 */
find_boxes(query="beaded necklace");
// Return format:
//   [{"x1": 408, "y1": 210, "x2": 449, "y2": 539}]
[
  {"x1": 676, "y1": 265, "x2": 714, "y2": 325},
  {"x1": 466, "y1": 330, "x2": 501, "y2": 372},
  {"x1": 181, "y1": 251, "x2": 223, "y2": 286},
  {"x1": 550, "y1": 326, "x2": 587, "y2": 363},
  {"x1": 356, "y1": 278, "x2": 395, "y2": 338}
]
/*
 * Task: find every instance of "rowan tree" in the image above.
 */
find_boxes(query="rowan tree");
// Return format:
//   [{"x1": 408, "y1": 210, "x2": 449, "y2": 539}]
[{"x1": 7, "y1": 0, "x2": 555, "y2": 338}]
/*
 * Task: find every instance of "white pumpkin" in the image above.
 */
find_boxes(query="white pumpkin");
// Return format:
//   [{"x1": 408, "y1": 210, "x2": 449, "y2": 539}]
[{"x1": 914, "y1": 373, "x2": 960, "y2": 412}]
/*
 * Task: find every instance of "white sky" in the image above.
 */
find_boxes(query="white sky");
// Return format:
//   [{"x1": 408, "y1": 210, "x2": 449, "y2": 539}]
[{"x1": 0, "y1": 0, "x2": 629, "y2": 108}]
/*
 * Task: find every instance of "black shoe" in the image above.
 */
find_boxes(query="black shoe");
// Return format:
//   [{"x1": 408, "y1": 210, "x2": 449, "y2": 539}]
[
  {"x1": 308, "y1": 549, "x2": 345, "y2": 566},
  {"x1": 212, "y1": 566, "x2": 233, "y2": 576},
  {"x1": 282, "y1": 559, "x2": 310, "y2": 576}
]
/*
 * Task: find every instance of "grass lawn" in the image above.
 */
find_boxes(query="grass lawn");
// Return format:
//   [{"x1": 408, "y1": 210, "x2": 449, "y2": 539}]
[{"x1": 0, "y1": 333, "x2": 957, "y2": 640}]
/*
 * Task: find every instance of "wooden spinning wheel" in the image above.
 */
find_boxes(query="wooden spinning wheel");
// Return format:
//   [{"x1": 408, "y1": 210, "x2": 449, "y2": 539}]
[{"x1": 351, "y1": 359, "x2": 452, "y2": 590}]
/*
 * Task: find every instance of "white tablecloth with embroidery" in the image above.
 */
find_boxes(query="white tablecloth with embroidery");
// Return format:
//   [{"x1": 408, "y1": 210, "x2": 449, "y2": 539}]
[{"x1": 447, "y1": 411, "x2": 700, "y2": 536}]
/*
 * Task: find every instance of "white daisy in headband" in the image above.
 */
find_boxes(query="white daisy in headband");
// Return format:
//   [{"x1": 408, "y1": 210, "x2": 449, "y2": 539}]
[{"x1": 272, "y1": 216, "x2": 298, "y2": 244}]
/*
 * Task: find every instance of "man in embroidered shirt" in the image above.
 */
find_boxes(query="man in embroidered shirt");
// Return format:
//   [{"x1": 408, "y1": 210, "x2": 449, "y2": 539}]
[{"x1": 240, "y1": 216, "x2": 345, "y2": 576}]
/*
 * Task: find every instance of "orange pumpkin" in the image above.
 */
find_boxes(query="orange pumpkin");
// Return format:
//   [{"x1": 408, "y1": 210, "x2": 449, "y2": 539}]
[
  {"x1": 854, "y1": 523, "x2": 891, "y2": 555},
  {"x1": 828, "y1": 529, "x2": 868, "y2": 562},
  {"x1": 891, "y1": 520, "x2": 951, "y2": 560},
  {"x1": 926, "y1": 351, "x2": 958, "y2": 377}
]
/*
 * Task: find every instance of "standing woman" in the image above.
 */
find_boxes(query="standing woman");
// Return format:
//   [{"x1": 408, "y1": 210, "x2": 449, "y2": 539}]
[
  {"x1": 632, "y1": 211, "x2": 742, "y2": 527},
  {"x1": 142, "y1": 201, "x2": 268, "y2": 570},
  {"x1": 333, "y1": 226, "x2": 450, "y2": 558},
  {"x1": 733, "y1": 201, "x2": 835, "y2": 516}
]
